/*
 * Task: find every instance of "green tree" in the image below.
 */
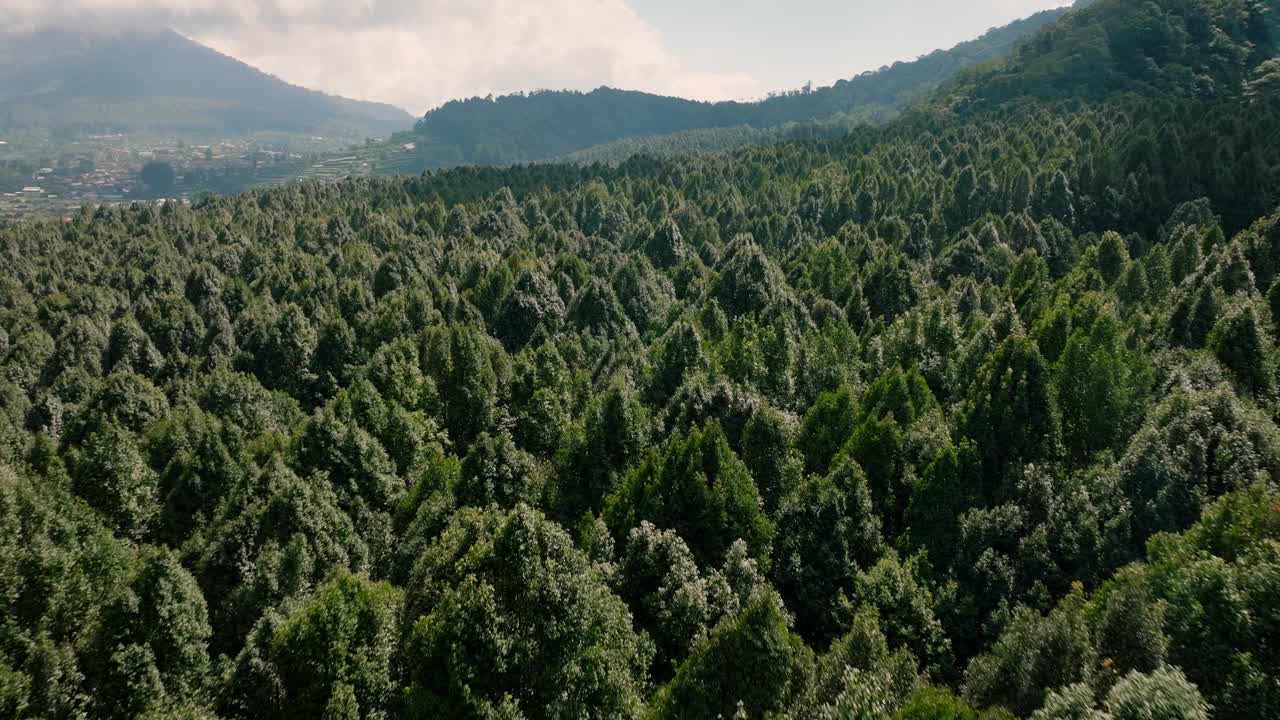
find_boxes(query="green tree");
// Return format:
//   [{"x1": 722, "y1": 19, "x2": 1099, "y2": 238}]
[
  {"x1": 650, "y1": 590, "x2": 813, "y2": 719},
  {"x1": 604, "y1": 421, "x2": 773, "y2": 567},
  {"x1": 1106, "y1": 668, "x2": 1209, "y2": 720},
  {"x1": 963, "y1": 588, "x2": 1096, "y2": 718},
  {"x1": 70, "y1": 423, "x2": 160, "y2": 541},
  {"x1": 738, "y1": 404, "x2": 803, "y2": 513},
  {"x1": 1118, "y1": 384, "x2": 1280, "y2": 542},
  {"x1": 227, "y1": 573, "x2": 401, "y2": 720},
  {"x1": 140, "y1": 161, "x2": 176, "y2": 196},
  {"x1": 906, "y1": 441, "x2": 982, "y2": 568},
  {"x1": 402, "y1": 505, "x2": 652, "y2": 719},
  {"x1": 960, "y1": 334, "x2": 1060, "y2": 484},
  {"x1": 798, "y1": 384, "x2": 860, "y2": 476},
  {"x1": 87, "y1": 549, "x2": 212, "y2": 720},
  {"x1": 1055, "y1": 306, "x2": 1148, "y2": 464},
  {"x1": 422, "y1": 324, "x2": 509, "y2": 447},
  {"x1": 1207, "y1": 300, "x2": 1274, "y2": 396},
  {"x1": 615, "y1": 522, "x2": 717, "y2": 677},
  {"x1": 457, "y1": 430, "x2": 543, "y2": 509},
  {"x1": 772, "y1": 455, "x2": 883, "y2": 644}
]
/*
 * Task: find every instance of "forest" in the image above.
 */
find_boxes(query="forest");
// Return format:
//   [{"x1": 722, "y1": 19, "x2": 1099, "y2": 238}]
[
  {"x1": 1, "y1": 0, "x2": 1279, "y2": 718},
  {"x1": 390, "y1": 4, "x2": 1074, "y2": 170}
]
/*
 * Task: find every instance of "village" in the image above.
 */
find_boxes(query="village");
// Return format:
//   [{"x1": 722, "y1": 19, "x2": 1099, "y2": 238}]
[{"x1": 0, "y1": 133, "x2": 373, "y2": 224}]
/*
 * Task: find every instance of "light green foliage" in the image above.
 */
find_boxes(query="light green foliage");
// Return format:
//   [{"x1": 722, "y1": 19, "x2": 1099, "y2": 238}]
[
  {"x1": 1104, "y1": 668, "x2": 1209, "y2": 720},
  {"x1": 1031, "y1": 683, "x2": 1107, "y2": 720}
]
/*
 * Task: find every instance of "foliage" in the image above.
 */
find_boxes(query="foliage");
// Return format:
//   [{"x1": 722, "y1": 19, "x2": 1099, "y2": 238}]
[{"x1": 0, "y1": 2, "x2": 1278, "y2": 716}]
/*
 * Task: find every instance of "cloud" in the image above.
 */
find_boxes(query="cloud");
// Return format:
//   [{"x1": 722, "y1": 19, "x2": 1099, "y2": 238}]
[{"x1": 0, "y1": 0, "x2": 761, "y2": 114}]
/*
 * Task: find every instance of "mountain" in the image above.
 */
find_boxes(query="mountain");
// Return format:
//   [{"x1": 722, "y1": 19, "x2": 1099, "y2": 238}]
[
  {"x1": 0, "y1": 27, "x2": 413, "y2": 140},
  {"x1": 2, "y1": 0, "x2": 1280, "y2": 719},
  {"x1": 389, "y1": 5, "x2": 1073, "y2": 170}
]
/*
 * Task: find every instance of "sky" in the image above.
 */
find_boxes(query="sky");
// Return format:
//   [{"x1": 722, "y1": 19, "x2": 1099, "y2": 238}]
[{"x1": 0, "y1": 0, "x2": 1071, "y2": 116}]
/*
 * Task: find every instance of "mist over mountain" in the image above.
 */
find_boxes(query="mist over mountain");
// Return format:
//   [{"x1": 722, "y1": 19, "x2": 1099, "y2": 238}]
[{"x1": 0, "y1": 27, "x2": 413, "y2": 140}]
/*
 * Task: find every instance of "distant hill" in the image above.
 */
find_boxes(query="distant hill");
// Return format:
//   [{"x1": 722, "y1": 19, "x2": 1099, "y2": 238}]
[
  {"x1": 389, "y1": 5, "x2": 1073, "y2": 170},
  {"x1": 0, "y1": 27, "x2": 413, "y2": 141}
]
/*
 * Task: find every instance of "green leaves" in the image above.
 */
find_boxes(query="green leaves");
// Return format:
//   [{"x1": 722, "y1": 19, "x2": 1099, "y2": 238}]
[
  {"x1": 604, "y1": 421, "x2": 773, "y2": 569},
  {"x1": 650, "y1": 590, "x2": 813, "y2": 720},
  {"x1": 960, "y1": 334, "x2": 1061, "y2": 484},
  {"x1": 260, "y1": 574, "x2": 401, "y2": 720},
  {"x1": 3, "y1": 6, "x2": 1280, "y2": 717},
  {"x1": 403, "y1": 505, "x2": 652, "y2": 720}
]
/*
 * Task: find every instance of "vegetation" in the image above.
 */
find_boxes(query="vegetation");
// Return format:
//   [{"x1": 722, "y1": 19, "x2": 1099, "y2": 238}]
[
  {"x1": 1, "y1": 0, "x2": 1279, "y2": 717},
  {"x1": 389, "y1": 5, "x2": 1074, "y2": 170}
]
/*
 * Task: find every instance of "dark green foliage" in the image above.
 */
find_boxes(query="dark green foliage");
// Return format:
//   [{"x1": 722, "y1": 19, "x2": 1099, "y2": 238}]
[
  {"x1": 86, "y1": 549, "x2": 211, "y2": 719},
  {"x1": 907, "y1": 441, "x2": 982, "y2": 568},
  {"x1": 1, "y1": 3, "x2": 1279, "y2": 716},
  {"x1": 849, "y1": 552, "x2": 952, "y2": 679},
  {"x1": 795, "y1": 605, "x2": 920, "y2": 718},
  {"x1": 224, "y1": 573, "x2": 401, "y2": 720},
  {"x1": 738, "y1": 404, "x2": 803, "y2": 513},
  {"x1": 961, "y1": 334, "x2": 1061, "y2": 482},
  {"x1": 650, "y1": 590, "x2": 813, "y2": 719},
  {"x1": 457, "y1": 430, "x2": 544, "y2": 509},
  {"x1": 772, "y1": 455, "x2": 883, "y2": 645},
  {"x1": 555, "y1": 378, "x2": 650, "y2": 520},
  {"x1": 69, "y1": 423, "x2": 160, "y2": 541},
  {"x1": 963, "y1": 587, "x2": 1096, "y2": 717},
  {"x1": 1118, "y1": 384, "x2": 1280, "y2": 543},
  {"x1": 798, "y1": 384, "x2": 860, "y2": 476},
  {"x1": 1054, "y1": 303, "x2": 1149, "y2": 464},
  {"x1": 402, "y1": 505, "x2": 652, "y2": 719},
  {"x1": 1208, "y1": 300, "x2": 1275, "y2": 395},
  {"x1": 604, "y1": 421, "x2": 773, "y2": 567}
]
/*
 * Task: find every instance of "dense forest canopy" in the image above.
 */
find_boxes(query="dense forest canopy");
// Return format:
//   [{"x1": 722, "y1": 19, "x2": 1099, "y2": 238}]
[{"x1": 2, "y1": 0, "x2": 1280, "y2": 718}]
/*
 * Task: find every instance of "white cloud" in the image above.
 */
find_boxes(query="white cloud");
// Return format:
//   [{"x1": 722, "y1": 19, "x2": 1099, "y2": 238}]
[{"x1": 0, "y1": 0, "x2": 761, "y2": 114}]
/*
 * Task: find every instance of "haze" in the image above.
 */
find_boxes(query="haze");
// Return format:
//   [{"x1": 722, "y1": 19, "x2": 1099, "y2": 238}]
[{"x1": 1, "y1": 0, "x2": 1071, "y2": 115}]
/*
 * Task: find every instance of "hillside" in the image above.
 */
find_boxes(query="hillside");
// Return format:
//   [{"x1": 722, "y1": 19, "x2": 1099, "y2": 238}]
[
  {"x1": 0, "y1": 27, "x2": 413, "y2": 140},
  {"x1": 1, "y1": 0, "x2": 1279, "y2": 718},
  {"x1": 389, "y1": 5, "x2": 1073, "y2": 170},
  {"x1": 941, "y1": 0, "x2": 1280, "y2": 107}
]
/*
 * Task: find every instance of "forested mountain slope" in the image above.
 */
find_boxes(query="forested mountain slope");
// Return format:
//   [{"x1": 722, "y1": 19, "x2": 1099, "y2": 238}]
[
  {"x1": 0, "y1": 28, "x2": 413, "y2": 140},
  {"x1": 391, "y1": 5, "x2": 1073, "y2": 169},
  {"x1": 1, "y1": 0, "x2": 1279, "y2": 718},
  {"x1": 941, "y1": 0, "x2": 1280, "y2": 106}
]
